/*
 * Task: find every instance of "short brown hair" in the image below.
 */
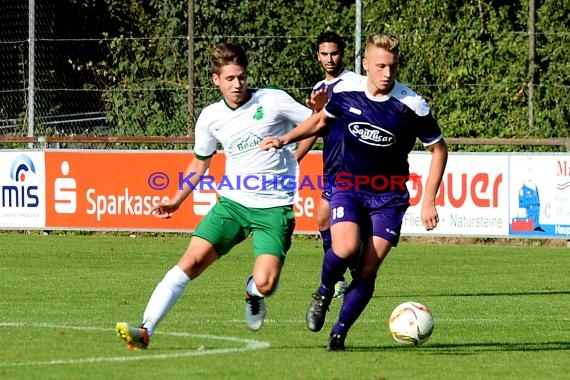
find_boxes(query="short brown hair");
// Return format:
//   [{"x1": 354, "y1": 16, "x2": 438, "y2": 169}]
[{"x1": 210, "y1": 42, "x2": 248, "y2": 74}]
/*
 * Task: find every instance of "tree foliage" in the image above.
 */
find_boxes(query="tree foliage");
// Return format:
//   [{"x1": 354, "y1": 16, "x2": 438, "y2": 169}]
[
  {"x1": 30, "y1": 0, "x2": 570, "y2": 145},
  {"x1": 363, "y1": 0, "x2": 569, "y2": 142}
]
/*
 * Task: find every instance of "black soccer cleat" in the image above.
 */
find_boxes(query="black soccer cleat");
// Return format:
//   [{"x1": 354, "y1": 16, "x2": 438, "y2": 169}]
[
  {"x1": 327, "y1": 332, "x2": 346, "y2": 351},
  {"x1": 306, "y1": 291, "x2": 331, "y2": 332}
]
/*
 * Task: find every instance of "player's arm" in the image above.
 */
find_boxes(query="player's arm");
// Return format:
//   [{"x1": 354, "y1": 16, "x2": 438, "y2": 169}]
[
  {"x1": 295, "y1": 88, "x2": 329, "y2": 160},
  {"x1": 152, "y1": 155, "x2": 212, "y2": 218},
  {"x1": 261, "y1": 111, "x2": 327, "y2": 150},
  {"x1": 294, "y1": 136, "x2": 319, "y2": 162},
  {"x1": 420, "y1": 139, "x2": 448, "y2": 230}
]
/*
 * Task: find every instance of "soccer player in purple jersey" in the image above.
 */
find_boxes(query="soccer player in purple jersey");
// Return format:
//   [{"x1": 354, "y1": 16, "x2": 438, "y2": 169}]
[
  {"x1": 262, "y1": 33, "x2": 448, "y2": 351},
  {"x1": 295, "y1": 31, "x2": 363, "y2": 298}
]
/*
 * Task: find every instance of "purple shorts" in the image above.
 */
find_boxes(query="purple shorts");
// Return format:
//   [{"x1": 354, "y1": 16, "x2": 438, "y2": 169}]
[{"x1": 329, "y1": 188, "x2": 410, "y2": 246}]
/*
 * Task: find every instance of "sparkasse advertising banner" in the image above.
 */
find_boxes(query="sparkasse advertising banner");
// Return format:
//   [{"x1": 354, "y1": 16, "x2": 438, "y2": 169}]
[
  {"x1": 45, "y1": 150, "x2": 219, "y2": 231},
  {"x1": 44, "y1": 150, "x2": 322, "y2": 232}
]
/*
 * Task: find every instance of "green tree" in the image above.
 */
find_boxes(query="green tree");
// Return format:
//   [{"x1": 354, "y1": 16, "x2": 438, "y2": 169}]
[
  {"x1": 363, "y1": 0, "x2": 568, "y2": 147},
  {"x1": 98, "y1": 0, "x2": 355, "y2": 138},
  {"x1": 534, "y1": 0, "x2": 570, "y2": 138},
  {"x1": 50, "y1": 0, "x2": 568, "y2": 148},
  {"x1": 101, "y1": 0, "x2": 188, "y2": 138}
]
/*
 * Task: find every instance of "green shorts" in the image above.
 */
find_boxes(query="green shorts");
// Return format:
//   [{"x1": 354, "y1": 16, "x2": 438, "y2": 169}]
[{"x1": 193, "y1": 196, "x2": 296, "y2": 260}]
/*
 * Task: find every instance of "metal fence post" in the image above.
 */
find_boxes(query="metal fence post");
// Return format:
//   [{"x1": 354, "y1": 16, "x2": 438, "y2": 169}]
[
  {"x1": 355, "y1": 0, "x2": 362, "y2": 75},
  {"x1": 27, "y1": 0, "x2": 35, "y2": 148}
]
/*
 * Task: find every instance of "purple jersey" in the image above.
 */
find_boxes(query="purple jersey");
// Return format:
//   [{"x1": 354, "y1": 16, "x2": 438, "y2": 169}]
[
  {"x1": 324, "y1": 79, "x2": 443, "y2": 193},
  {"x1": 312, "y1": 70, "x2": 363, "y2": 185}
]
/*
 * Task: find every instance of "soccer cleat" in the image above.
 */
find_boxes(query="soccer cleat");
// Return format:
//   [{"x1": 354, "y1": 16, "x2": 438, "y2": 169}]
[
  {"x1": 245, "y1": 294, "x2": 266, "y2": 331},
  {"x1": 244, "y1": 276, "x2": 266, "y2": 331},
  {"x1": 333, "y1": 280, "x2": 349, "y2": 298},
  {"x1": 327, "y1": 332, "x2": 346, "y2": 351},
  {"x1": 115, "y1": 322, "x2": 149, "y2": 350},
  {"x1": 306, "y1": 291, "x2": 331, "y2": 332}
]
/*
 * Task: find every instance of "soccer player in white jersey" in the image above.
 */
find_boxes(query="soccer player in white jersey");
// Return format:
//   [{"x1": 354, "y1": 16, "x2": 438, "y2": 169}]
[
  {"x1": 115, "y1": 42, "x2": 314, "y2": 350},
  {"x1": 296, "y1": 31, "x2": 363, "y2": 299},
  {"x1": 262, "y1": 33, "x2": 448, "y2": 351}
]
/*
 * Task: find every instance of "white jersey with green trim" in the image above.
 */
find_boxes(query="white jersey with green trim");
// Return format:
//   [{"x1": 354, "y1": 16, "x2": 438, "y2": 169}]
[{"x1": 194, "y1": 88, "x2": 312, "y2": 208}]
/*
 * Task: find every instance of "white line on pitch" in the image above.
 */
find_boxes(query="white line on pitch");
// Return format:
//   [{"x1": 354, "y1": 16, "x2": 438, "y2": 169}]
[{"x1": 0, "y1": 322, "x2": 270, "y2": 368}]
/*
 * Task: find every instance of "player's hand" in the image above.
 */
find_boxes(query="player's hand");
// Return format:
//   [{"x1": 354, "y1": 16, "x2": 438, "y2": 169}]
[
  {"x1": 420, "y1": 202, "x2": 439, "y2": 231},
  {"x1": 306, "y1": 88, "x2": 328, "y2": 112},
  {"x1": 260, "y1": 136, "x2": 284, "y2": 150},
  {"x1": 152, "y1": 199, "x2": 180, "y2": 219}
]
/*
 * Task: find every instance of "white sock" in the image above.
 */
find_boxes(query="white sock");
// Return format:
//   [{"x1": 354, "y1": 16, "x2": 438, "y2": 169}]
[
  {"x1": 141, "y1": 265, "x2": 190, "y2": 337},
  {"x1": 246, "y1": 276, "x2": 264, "y2": 297}
]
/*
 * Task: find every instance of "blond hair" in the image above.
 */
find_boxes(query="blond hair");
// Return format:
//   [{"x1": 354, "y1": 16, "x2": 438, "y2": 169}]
[{"x1": 365, "y1": 34, "x2": 400, "y2": 57}]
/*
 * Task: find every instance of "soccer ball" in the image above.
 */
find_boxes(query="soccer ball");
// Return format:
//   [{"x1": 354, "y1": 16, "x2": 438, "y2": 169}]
[{"x1": 388, "y1": 301, "x2": 434, "y2": 346}]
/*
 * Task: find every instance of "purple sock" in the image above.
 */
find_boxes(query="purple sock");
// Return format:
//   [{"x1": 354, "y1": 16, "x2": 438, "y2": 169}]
[
  {"x1": 319, "y1": 229, "x2": 331, "y2": 254},
  {"x1": 331, "y1": 277, "x2": 376, "y2": 335},
  {"x1": 318, "y1": 248, "x2": 349, "y2": 298}
]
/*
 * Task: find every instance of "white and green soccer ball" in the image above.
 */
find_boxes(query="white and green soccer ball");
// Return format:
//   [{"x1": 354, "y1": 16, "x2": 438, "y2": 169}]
[{"x1": 389, "y1": 301, "x2": 434, "y2": 346}]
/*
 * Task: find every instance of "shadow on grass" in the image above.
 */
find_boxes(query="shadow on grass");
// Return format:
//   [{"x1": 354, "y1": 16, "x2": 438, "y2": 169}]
[
  {"x1": 377, "y1": 290, "x2": 570, "y2": 299},
  {"x1": 350, "y1": 341, "x2": 570, "y2": 354}
]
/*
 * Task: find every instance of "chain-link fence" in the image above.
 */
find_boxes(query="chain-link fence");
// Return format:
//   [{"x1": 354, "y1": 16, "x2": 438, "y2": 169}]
[
  {"x1": 0, "y1": 0, "x2": 27, "y2": 136},
  {"x1": 0, "y1": 2, "x2": 319, "y2": 150},
  {"x1": 1, "y1": 3, "x2": 110, "y2": 141},
  {"x1": 1, "y1": 1, "x2": 568, "y2": 151},
  {"x1": 0, "y1": 2, "x2": 192, "y2": 149}
]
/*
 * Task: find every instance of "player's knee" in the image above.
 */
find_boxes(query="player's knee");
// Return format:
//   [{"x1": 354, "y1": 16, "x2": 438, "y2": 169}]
[
  {"x1": 332, "y1": 242, "x2": 360, "y2": 258},
  {"x1": 255, "y1": 278, "x2": 279, "y2": 296},
  {"x1": 316, "y1": 217, "x2": 329, "y2": 231}
]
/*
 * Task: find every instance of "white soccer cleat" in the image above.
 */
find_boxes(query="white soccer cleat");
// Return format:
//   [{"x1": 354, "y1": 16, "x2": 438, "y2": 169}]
[{"x1": 245, "y1": 294, "x2": 266, "y2": 331}]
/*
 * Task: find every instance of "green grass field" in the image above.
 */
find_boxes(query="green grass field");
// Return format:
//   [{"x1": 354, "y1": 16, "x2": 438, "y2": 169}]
[{"x1": 1, "y1": 232, "x2": 569, "y2": 380}]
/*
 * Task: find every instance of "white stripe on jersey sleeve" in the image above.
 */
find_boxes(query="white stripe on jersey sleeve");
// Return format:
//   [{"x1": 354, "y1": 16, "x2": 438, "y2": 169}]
[{"x1": 390, "y1": 81, "x2": 431, "y2": 117}]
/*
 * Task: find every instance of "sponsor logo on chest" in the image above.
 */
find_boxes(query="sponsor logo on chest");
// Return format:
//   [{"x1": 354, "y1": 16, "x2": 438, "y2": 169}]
[
  {"x1": 348, "y1": 122, "x2": 395, "y2": 146},
  {"x1": 228, "y1": 133, "x2": 263, "y2": 155}
]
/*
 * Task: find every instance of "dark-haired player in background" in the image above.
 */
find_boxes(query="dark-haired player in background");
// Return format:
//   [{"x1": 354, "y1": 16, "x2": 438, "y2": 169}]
[{"x1": 295, "y1": 31, "x2": 363, "y2": 299}]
